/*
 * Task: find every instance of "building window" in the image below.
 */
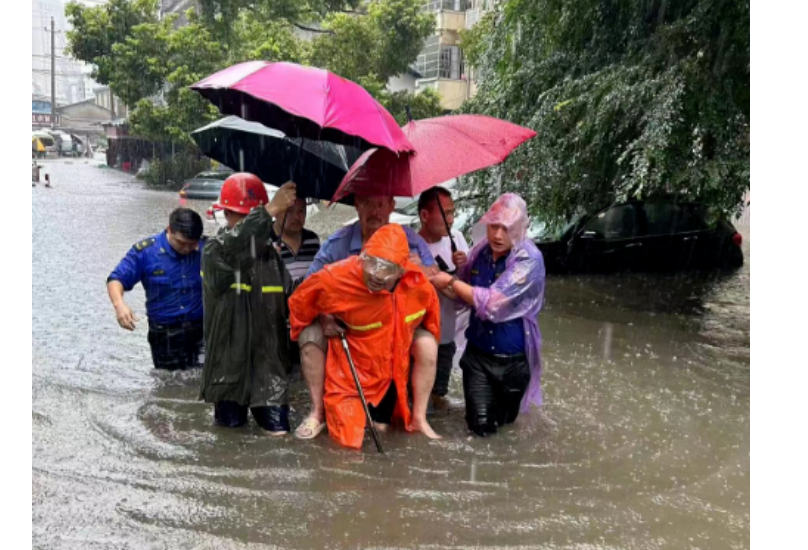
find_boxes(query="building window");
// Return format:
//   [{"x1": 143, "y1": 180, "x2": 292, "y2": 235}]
[
  {"x1": 416, "y1": 36, "x2": 441, "y2": 79},
  {"x1": 467, "y1": 0, "x2": 491, "y2": 9},
  {"x1": 439, "y1": 45, "x2": 464, "y2": 79},
  {"x1": 425, "y1": 1, "x2": 468, "y2": 12},
  {"x1": 417, "y1": 38, "x2": 464, "y2": 80}
]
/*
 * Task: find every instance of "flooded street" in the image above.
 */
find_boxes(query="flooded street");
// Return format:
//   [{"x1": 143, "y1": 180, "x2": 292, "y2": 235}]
[{"x1": 33, "y1": 161, "x2": 749, "y2": 549}]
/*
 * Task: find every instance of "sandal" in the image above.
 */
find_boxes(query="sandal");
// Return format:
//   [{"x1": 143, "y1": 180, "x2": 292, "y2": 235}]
[{"x1": 295, "y1": 418, "x2": 328, "y2": 441}]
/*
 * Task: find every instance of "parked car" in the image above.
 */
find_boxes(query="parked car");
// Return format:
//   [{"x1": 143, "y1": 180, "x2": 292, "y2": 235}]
[
  {"x1": 179, "y1": 170, "x2": 234, "y2": 200},
  {"x1": 535, "y1": 199, "x2": 744, "y2": 273}
]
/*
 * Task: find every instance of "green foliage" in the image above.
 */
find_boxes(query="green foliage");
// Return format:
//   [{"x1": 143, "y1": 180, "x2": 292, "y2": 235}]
[
  {"x1": 142, "y1": 151, "x2": 210, "y2": 189},
  {"x1": 65, "y1": 0, "x2": 159, "y2": 85},
  {"x1": 309, "y1": 0, "x2": 434, "y2": 85},
  {"x1": 383, "y1": 87, "x2": 444, "y2": 126},
  {"x1": 66, "y1": 0, "x2": 438, "y2": 147},
  {"x1": 461, "y1": 0, "x2": 750, "y2": 226}
]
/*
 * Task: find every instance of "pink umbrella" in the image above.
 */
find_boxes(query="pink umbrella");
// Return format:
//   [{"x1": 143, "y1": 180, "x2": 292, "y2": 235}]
[
  {"x1": 330, "y1": 114, "x2": 536, "y2": 202},
  {"x1": 191, "y1": 61, "x2": 413, "y2": 153}
]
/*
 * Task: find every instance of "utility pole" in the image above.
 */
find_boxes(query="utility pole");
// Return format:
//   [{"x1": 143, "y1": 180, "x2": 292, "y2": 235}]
[{"x1": 50, "y1": 16, "x2": 56, "y2": 129}]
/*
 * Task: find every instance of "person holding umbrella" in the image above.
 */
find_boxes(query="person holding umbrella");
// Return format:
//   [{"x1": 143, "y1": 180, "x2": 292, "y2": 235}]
[
  {"x1": 268, "y1": 196, "x2": 321, "y2": 290},
  {"x1": 327, "y1": 113, "x2": 538, "y2": 427},
  {"x1": 269, "y1": 195, "x2": 321, "y2": 367},
  {"x1": 288, "y1": 224, "x2": 442, "y2": 449},
  {"x1": 190, "y1": 61, "x2": 435, "y2": 440},
  {"x1": 199, "y1": 173, "x2": 297, "y2": 434},
  {"x1": 416, "y1": 186, "x2": 471, "y2": 411}
]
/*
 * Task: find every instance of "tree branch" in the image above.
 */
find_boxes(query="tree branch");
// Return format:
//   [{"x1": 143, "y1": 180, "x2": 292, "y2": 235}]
[{"x1": 292, "y1": 23, "x2": 334, "y2": 35}]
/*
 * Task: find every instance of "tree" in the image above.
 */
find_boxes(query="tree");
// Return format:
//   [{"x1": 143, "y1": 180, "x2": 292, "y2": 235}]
[
  {"x1": 197, "y1": 1, "x2": 365, "y2": 38},
  {"x1": 65, "y1": 0, "x2": 159, "y2": 86},
  {"x1": 384, "y1": 88, "x2": 443, "y2": 126},
  {"x1": 359, "y1": 78, "x2": 444, "y2": 126},
  {"x1": 105, "y1": 18, "x2": 172, "y2": 107},
  {"x1": 229, "y1": 14, "x2": 306, "y2": 63},
  {"x1": 309, "y1": 0, "x2": 435, "y2": 85},
  {"x1": 461, "y1": 0, "x2": 750, "y2": 226},
  {"x1": 66, "y1": 0, "x2": 442, "y2": 146},
  {"x1": 127, "y1": 18, "x2": 228, "y2": 143}
]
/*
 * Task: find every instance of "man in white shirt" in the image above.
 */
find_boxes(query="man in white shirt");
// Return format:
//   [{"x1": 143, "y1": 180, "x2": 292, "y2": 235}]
[{"x1": 418, "y1": 186, "x2": 470, "y2": 411}]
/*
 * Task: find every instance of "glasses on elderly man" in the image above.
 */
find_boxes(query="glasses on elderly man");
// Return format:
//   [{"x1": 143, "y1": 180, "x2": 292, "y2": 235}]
[{"x1": 360, "y1": 253, "x2": 403, "y2": 281}]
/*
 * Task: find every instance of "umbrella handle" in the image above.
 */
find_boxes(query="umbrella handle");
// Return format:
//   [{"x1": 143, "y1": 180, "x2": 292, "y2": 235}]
[
  {"x1": 277, "y1": 136, "x2": 302, "y2": 245},
  {"x1": 289, "y1": 136, "x2": 305, "y2": 180},
  {"x1": 276, "y1": 211, "x2": 288, "y2": 245},
  {"x1": 436, "y1": 195, "x2": 457, "y2": 253}
]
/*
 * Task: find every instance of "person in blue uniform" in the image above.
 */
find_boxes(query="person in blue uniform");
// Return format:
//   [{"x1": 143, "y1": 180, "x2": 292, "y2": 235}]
[{"x1": 107, "y1": 208, "x2": 205, "y2": 371}]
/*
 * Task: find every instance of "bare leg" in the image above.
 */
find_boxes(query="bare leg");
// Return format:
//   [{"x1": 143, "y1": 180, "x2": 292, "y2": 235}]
[
  {"x1": 296, "y1": 344, "x2": 326, "y2": 439},
  {"x1": 407, "y1": 335, "x2": 441, "y2": 439}
]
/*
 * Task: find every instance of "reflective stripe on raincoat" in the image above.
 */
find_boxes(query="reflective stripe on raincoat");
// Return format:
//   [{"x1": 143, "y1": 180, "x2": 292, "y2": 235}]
[
  {"x1": 199, "y1": 207, "x2": 292, "y2": 407},
  {"x1": 289, "y1": 224, "x2": 441, "y2": 449}
]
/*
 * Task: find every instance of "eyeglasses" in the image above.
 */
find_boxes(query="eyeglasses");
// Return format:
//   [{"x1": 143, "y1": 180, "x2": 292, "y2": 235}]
[{"x1": 360, "y1": 253, "x2": 403, "y2": 281}]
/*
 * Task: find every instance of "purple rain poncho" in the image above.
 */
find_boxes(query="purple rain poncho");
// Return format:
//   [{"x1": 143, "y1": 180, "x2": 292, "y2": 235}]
[{"x1": 456, "y1": 193, "x2": 546, "y2": 411}]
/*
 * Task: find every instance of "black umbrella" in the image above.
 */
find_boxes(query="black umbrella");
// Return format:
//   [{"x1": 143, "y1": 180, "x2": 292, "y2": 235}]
[{"x1": 191, "y1": 116, "x2": 364, "y2": 203}]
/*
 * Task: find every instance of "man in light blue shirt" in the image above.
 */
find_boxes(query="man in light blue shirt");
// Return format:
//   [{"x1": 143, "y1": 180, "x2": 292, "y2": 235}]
[{"x1": 306, "y1": 213, "x2": 435, "y2": 276}]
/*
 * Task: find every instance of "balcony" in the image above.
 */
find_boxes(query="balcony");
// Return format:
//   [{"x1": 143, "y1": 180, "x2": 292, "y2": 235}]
[
  {"x1": 437, "y1": 10, "x2": 466, "y2": 33},
  {"x1": 425, "y1": 1, "x2": 469, "y2": 11},
  {"x1": 425, "y1": 1, "x2": 468, "y2": 33},
  {"x1": 416, "y1": 78, "x2": 469, "y2": 111}
]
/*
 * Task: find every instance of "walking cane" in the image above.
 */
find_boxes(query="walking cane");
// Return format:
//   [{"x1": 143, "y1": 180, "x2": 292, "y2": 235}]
[{"x1": 335, "y1": 319, "x2": 384, "y2": 454}]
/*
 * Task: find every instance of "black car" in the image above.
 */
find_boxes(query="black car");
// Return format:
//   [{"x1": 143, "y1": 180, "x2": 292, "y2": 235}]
[
  {"x1": 536, "y1": 200, "x2": 744, "y2": 273},
  {"x1": 179, "y1": 170, "x2": 233, "y2": 200}
]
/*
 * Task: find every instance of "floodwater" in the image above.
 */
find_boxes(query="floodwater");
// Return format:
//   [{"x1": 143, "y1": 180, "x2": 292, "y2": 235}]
[{"x1": 33, "y1": 160, "x2": 749, "y2": 549}]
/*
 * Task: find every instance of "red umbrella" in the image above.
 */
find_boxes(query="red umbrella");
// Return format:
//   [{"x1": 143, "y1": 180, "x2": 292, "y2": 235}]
[
  {"x1": 330, "y1": 115, "x2": 536, "y2": 202},
  {"x1": 191, "y1": 61, "x2": 413, "y2": 153}
]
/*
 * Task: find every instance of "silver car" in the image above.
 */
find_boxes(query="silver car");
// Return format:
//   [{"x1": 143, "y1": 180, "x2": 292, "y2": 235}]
[{"x1": 179, "y1": 170, "x2": 233, "y2": 200}]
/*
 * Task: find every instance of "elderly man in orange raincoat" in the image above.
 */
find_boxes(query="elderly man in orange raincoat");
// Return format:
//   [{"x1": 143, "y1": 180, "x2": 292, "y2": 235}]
[{"x1": 289, "y1": 224, "x2": 442, "y2": 449}]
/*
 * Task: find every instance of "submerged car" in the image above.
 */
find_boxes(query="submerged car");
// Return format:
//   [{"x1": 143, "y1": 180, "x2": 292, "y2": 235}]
[{"x1": 179, "y1": 170, "x2": 234, "y2": 200}]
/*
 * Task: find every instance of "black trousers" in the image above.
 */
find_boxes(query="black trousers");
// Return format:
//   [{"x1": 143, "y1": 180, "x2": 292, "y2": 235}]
[
  {"x1": 214, "y1": 401, "x2": 291, "y2": 433},
  {"x1": 147, "y1": 320, "x2": 204, "y2": 371},
  {"x1": 432, "y1": 342, "x2": 458, "y2": 397},
  {"x1": 368, "y1": 382, "x2": 397, "y2": 425},
  {"x1": 460, "y1": 345, "x2": 530, "y2": 436}
]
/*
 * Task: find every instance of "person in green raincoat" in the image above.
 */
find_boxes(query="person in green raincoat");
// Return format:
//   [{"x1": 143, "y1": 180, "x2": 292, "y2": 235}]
[{"x1": 199, "y1": 173, "x2": 297, "y2": 435}]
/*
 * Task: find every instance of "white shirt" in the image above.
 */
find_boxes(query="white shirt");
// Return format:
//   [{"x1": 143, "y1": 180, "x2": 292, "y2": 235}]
[{"x1": 425, "y1": 229, "x2": 470, "y2": 344}]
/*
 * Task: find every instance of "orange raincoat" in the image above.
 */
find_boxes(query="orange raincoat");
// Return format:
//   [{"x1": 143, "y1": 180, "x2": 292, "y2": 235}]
[{"x1": 289, "y1": 225, "x2": 440, "y2": 449}]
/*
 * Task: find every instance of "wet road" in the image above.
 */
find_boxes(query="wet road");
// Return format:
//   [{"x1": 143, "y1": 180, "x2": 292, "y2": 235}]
[{"x1": 33, "y1": 160, "x2": 749, "y2": 549}]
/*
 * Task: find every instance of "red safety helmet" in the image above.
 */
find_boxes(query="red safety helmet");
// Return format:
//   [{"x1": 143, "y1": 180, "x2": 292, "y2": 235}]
[{"x1": 216, "y1": 172, "x2": 269, "y2": 214}]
